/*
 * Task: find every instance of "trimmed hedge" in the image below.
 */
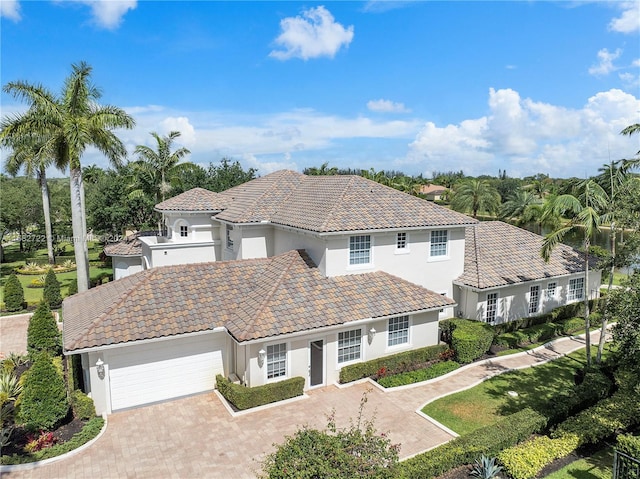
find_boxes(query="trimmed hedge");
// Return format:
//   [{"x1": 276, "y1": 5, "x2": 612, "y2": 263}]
[
  {"x1": 0, "y1": 416, "x2": 104, "y2": 465},
  {"x1": 494, "y1": 317, "x2": 587, "y2": 348},
  {"x1": 377, "y1": 361, "x2": 460, "y2": 388},
  {"x1": 339, "y1": 344, "x2": 449, "y2": 383},
  {"x1": 552, "y1": 390, "x2": 640, "y2": 446},
  {"x1": 26, "y1": 301, "x2": 62, "y2": 357},
  {"x1": 498, "y1": 434, "x2": 580, "y2": 479},
  {"x1": 617, "y1": 434, "x2": 640, "y2": 459},
  {"x1": 399, "y1": 408, "x2": 547, "y2": 479},
  {"x1": 448, "y1": 319, "x2": 494, "y2": 363},
  {"x1": 70, "y1": 389, "x2": 96, "y2": 420},
  {"x1": 216, "y1": 375, "x2": 304, "y2": 411}
]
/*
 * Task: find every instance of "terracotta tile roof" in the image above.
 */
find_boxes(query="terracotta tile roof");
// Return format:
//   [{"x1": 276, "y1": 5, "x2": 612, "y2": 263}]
[
  {"x1": 216, "y1": 170, "x2": 476, "y2": 231},
  {"x1": 103, "y1": 231, "x2": 156, "y2": 257},
  {"x1": 456, "y1": 221, "x2": 598, "y2": 290},
  {"x1": 155, "y1": 188, "x2": 228, "y2": 212},
  {"x1": 419, "y1": 184, "x2": 448, "y2": 195},
  {"x1": 63, "y1": 250, "x2": 453, "y2": 351}
]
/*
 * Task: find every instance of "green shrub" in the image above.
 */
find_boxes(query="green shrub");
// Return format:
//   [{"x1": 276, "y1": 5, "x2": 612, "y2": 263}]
[
  {"x1": 67, "y1": 279, "x2": 78, "y2": 296},
  {"x1": 544, "y1": 367, "x2": 613, "y2": 425},
  {"x1": 557, "y1": 317, "x2": 585, "y2": 335},
  {"x1": 17, "y1": 351, "x2": 69, "y2": 431},
  {"x1": 216, "y1": 375, "x2": 304, "y2": 411},
  {"x1": 378, "y1": 361, "x2": 460, "y2": 388},
  {"x1": 339, "y1": 344, "x2": 449, "y2": 383},
  {"x1": 449, "y1": 319, "x2": 494, "y2": 363},
  {"x1": 617, "y1": 434, "x2": 640, "y2": 459},
  {"x1": 498, "y1": 434, "x2": 580, "y2": 479},
  {"x1": 70, "y1": 390, "x2": 96, "y2": 420},
  {"x1": 0, "y1": 416, "x2": 104, "y2": 465},
  {"x1": 399, "y1": 408, "x2": 547, "y2": 479},
  {"x1": 494, "y1": 330, "x2": 530, "y2": 348},
  {"x1": 552, "y1": 390, "x2": 640, "y2": 446},
  {"x1": 3, "y1": 273, "x2": 25, "y2": 312},
  {"x1": 43, "y1": 269, "x2": 62, "y2": 308},
  {"x1": 26, "y1": 301, "x2": 62, "y2": 357}
]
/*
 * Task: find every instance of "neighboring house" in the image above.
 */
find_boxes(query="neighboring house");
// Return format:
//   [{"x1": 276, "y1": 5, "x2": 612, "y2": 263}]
[
  {"x1": 455, "y1": 221, "x2": 601, "y2": 324},
  {"x1": 72, "y1": 171, "x2": 599, "y2": 415},
  {"x1": 418, "y1": 183, "x2": 449, "y2": 201}
]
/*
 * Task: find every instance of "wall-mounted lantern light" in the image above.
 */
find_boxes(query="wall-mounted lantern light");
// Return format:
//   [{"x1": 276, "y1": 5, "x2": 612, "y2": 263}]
[
  {"x1": 96, "y1": 358, "x2": 105, "y2": 380},
  {"x1": 368, "y1": 327, "x2": 376, "y2": 344},
  {"x1": 258, "y1": 349, "x2": 266, "y2": 368}
]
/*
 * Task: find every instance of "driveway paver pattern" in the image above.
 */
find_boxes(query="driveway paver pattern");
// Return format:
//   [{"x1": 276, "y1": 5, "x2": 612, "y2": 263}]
[{"x1": 1, "y1": 331, "x2": 605, "y2": 479}]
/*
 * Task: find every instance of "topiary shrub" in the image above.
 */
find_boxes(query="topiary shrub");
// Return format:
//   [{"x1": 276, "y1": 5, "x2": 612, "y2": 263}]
[
  {"x1": 70, "y1": 390, "x2": 96, "y2": 420},
  {"x1": 43, "y1": 269, "x2": 62, "y2": 308},
  {"x1": 449, "y1": 319, "x2": 494, "y2": 363},
  {"x1": 17, "y1": 351, "x2": 69, "y2": 432},
  {"x1": 27, "y1": 301, "x2": 62, "y2": 357},
  {"x1": 3, "y1": 273, "x2": 25, "y2": 312},
  {"x1": 216, "y1": 375, "x2": 304, "y2": 410},
  {"x1": 67, "y1": 279, "x2": 78, "y2": 296}
]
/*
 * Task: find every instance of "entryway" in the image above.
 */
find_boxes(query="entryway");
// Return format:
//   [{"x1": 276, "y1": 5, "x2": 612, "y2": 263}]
[{"x1": 310, "y1": 339, "x2": 324, "y2": 387}]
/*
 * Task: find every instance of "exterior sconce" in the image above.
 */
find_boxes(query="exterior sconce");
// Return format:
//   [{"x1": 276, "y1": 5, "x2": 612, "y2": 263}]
[
  {"x1": 368, "y1": 327, "x2": 376, "y2": 344},
  {"x1": 258, "y1": 349, "x2": 266, "y2": 368},
  {"x1": 96, "y1": 358, "x2": 105, "y2": 380}
]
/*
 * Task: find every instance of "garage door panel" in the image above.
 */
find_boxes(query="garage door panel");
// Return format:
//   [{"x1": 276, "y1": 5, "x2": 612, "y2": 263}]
[{"x1": 108, "y1": 334, "x2": 225, "y2": 411}]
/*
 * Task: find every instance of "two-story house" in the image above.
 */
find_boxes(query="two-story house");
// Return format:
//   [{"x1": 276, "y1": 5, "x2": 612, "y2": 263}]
[{"x1": 66, "y1": 171, "x2": 599, "y2": 415}]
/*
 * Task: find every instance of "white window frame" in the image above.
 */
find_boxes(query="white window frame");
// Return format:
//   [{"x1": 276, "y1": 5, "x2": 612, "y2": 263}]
[
  {"x1": 337, "y1": 329, "x2": 362, "y2": 364},
  {"x1": 429, "y1": 230, "x2": 448, "y2": 260},
  {"x1": 529, "y1": 285, "x2": 540, "y2": 315},
  {"x1": 486, "y1": 292, "x2": 499, "y2": 324},
  {"x1": 395, "y1": 232, "x2": 409, "y2": 254},
  {"x1": 226, "y1": 225, "x2": 234, "y2": 250},
  {"x1": 348, "y1": 235, "x2": 372, "y2": 267},
  {"x1": 266, "y1": 343, "x2": 287, "y2": 381},
  {"x1": 568, "y1": 277, "x2": 584, "y2": 302},
  {"x1": 387, "y1": 315, "x2": 410, "y2": 348},
  {"x1": 546, "y1": 282, "x2": 557, "y2": 300}
]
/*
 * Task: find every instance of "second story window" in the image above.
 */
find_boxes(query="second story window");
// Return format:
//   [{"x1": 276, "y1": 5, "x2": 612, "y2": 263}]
[
  {"x1": 396, "y1": 232, "x2": 407, "y2": 250},
  {"x1": 179, "y1": 225, "x2": 188, "y2": 237},
  {"x1": 349, "y1": 235, "x2": 371, "y2": 266},
  {"x1": 430, "y1": 230, "x2": 448, "y2": 258},
  {"x1": 226, "y1": 225, "x2": 234, "y2": 249}
]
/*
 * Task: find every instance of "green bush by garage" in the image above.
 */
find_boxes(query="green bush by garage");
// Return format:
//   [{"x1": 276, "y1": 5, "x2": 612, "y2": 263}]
[{"x1": 216, "y1": 375, "x2": 305, "y2": 411}]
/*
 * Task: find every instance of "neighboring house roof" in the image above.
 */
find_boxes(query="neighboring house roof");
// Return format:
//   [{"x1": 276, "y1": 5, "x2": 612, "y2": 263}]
[
  {"x1": 456, "y1": 221, "x2": 598, "y2": 290},
  {"x1": 63, "y1": 250, "x2": 454, "y2": 352},
  {"x1": 419, "y1": 184, "x2": 448, "y2": 196},
  {"x1": 155, "y1": 187, "x2": 228, "y2": 212},
  {"x1": 215, "y1": 170, "x2": 476, "y2": 231},
  {"x1": 103, "y1": 231, "x2": 156, "y2": 257}
]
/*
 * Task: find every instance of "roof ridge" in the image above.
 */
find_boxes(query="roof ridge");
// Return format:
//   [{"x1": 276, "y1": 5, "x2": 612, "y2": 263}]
[{"x1": 318, "y1": 175, "x2": 357, "y2": 231}]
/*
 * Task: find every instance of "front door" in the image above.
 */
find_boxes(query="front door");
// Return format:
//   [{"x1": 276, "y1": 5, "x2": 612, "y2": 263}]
[{"x1": 310, "y1": 340, "x2": 324, "y2": 387}]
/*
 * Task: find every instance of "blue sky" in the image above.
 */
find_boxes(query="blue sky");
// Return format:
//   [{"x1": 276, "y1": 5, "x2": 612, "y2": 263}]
[{"x1": 1, "y1": 1, "x2": 639, "y2": 179}]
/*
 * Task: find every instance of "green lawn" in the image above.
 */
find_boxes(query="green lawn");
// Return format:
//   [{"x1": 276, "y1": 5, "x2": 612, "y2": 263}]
[
  {"x1": 422, "y1": 349, "x2": 605, "y2": 435},
  {"x1": 1, "y1": 241, "x2": 112, "y2": 310},
  {"x1": 543, "y1": 446, "x2": 613, "y2": 479}
]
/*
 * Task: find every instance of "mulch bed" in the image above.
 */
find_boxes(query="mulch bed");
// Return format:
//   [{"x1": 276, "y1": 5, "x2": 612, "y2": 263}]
[{"x1": 1, "y1": 415, "x2": 88, "y2": 458}]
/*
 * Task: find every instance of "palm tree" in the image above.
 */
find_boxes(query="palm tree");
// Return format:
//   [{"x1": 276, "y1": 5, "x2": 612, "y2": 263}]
[
  {"x1": 450, "y1": 178, "x2": 501, "y2": 218},
  {"x1": 1, "y1": 62, "x2": 135, "y2": 292},
  {"x1": 305, "y1": 162, "x2": 338, "y2": 176},
  {"x1": 2, "y1": 135, "x2": 59, "y2": 264},
  {"x1": 541, "y1": 179, "x2": 611, "y2": 368},
  {"x1": 130, "y1": 131, "x2": 191, "y2": 203},
  {"x1": 621, "y1": 123, "x2": 640, "y2": 155}
]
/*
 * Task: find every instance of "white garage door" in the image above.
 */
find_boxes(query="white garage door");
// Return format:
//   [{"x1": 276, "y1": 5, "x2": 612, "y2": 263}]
[{"x1": 108, "y1": 333, "x2": 225, "y2": 411}]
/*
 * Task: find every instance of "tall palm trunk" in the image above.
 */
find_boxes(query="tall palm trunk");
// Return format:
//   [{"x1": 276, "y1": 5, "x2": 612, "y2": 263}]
[
  {"x1": 583, "y1": 237, "x2": 591, "y2": 368},
  {"x1": 597, "y1": 221, "x2": 615, "y2": 363},
  {"x1": 38, "y1": 167, "x2": 55, "y2": 264},
  {"x1": 70, "y1": 167, "x2": 90, "y2": 292}
]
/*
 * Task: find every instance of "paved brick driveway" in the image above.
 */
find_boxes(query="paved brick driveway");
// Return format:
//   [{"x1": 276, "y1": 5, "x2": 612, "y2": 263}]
[{"x1": 1, "y1": 328, "x2": 603, "y2": 479}]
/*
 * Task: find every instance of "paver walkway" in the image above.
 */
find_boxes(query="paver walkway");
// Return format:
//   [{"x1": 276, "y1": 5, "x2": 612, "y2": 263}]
[
  {"x1": 0, "y1": 313, "x2": 31, "y2": 357},
  {"x1": 1, "y1": 329, "x2": 606, "y2": 479}
]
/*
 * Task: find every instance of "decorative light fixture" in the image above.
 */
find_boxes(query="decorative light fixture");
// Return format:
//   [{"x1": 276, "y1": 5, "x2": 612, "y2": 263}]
[
  {"x1": 96, "y1": 358, "x2": 105, "y2": 380},
  {"x1": 258, "y1": 349, "x2": 266, "y2": 367},
  {"x1": 368, "y1": 327, "x2": 376, "y2": 344}
]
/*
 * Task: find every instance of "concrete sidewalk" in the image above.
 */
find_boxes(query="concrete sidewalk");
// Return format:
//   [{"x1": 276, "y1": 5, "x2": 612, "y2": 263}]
[{"x1": 1, "y1": 329, "x2": 607, "y2": 479}]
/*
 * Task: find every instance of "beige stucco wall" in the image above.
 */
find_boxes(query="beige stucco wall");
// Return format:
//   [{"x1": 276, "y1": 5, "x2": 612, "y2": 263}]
[{"x1": 113, "y1": 256, "x2": 143, "y2": 280}]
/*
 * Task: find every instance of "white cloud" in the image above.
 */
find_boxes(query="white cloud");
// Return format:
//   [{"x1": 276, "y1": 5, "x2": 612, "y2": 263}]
[
  {"x1": 367, "y1": 99, "x2": 411, "y2": 113},
  {"x1": 70, "y1": 0, "x2": 136, "y2": 29},
  {"x1": 0, "y1": 0, "x2": 21, "y2": 21},
  {"x1": 269, "y1": 6, "x2": 354, "y2": 61},
  {"x1": 405, "y1": 88, "x2": 640, "y2": 178},
  {"x1": 159, "y1": 117, "x2": 196, "y2": 146},
  {"x1": 608, "y1": 1, "x2": 640, "y2": 34},
  {"x1": 588, "y1": 48, "x2": 622, "y2": 76}
]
